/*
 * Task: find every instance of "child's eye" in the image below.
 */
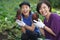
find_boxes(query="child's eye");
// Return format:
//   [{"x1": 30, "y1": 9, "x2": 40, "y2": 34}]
[
  {"x1": 26, "y1": 7, "x2": 27, "y2": 8},
  {"x1": 43, "y1": 7, "x2": 46, "y2": 9},
  {"x1": 26, "y1": 6, "x2": 29, "y2": 8}
]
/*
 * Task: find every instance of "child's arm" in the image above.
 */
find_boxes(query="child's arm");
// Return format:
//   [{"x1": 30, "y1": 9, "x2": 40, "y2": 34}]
[
  {"x1": 16, "y1": 19, "x2": 35, "y2": 32},
  {"x1": 21, "y1": 27, "x2": 26, "y2": 33},
  {"x1": 40, "y1": 28, "x2": 45, "y2": 36},
  {"x1": 24, "y1": 24, "x2": 35, "y2": 31}
]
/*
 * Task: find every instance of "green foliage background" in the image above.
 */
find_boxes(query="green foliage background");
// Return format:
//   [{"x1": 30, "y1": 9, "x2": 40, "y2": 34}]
[{"x1": 0, "y1": 0, "x2": 60, "y2": 40}]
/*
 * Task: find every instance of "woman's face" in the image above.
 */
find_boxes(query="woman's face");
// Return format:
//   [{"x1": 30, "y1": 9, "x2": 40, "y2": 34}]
[
  {"x1": 21, "y1": 5, "x2": 30, "y2": 16},
  {"x1": 39, "y1": 3, "x2": 50, "y2": 16}
]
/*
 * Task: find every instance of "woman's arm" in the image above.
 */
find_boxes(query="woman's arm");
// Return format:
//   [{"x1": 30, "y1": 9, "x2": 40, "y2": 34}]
[
  {"x1": 44, "y1": 26, "x2": 56, "y2": 36},
  {"x1": 33, "y1": 19, "x2": 56, "y2": 36}
]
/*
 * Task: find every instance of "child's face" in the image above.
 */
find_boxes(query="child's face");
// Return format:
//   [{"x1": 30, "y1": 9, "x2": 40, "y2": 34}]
[
  {"x1": 39, "y1": 3, "x2": 50, "y2": 16},
  {"x1": 21, "y1": 5, "x2": 30, "y2": 16}
]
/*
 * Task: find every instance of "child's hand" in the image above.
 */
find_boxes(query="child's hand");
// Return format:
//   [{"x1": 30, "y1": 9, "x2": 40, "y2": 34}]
[{"x1": 16, "y1": 19, "x2": 26, "y2": 27}]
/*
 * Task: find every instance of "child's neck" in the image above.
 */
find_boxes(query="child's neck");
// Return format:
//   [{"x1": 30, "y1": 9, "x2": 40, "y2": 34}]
[{"x1": 24, "y1": 13, "x2": 29, "y2": 18}]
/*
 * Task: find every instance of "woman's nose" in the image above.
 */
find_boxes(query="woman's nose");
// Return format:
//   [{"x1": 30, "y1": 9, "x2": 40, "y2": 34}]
[{"x1": 41, "y1": 8, "x2": 45, "y2": 11}]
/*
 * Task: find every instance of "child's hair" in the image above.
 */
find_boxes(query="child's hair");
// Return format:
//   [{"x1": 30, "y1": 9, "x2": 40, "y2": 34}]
[
  {"x1": 19, "y1": 1, "x2": 30, "y2": 8},
  {"x1": 32, "y1": 12, "x2": 39, "y2": 21},
  {"x1": 16, "y1": 9, "x2": 21, "y2": 20},
  {"x1": 36, "y1": 0, "x2": 51, "y2": 13}
]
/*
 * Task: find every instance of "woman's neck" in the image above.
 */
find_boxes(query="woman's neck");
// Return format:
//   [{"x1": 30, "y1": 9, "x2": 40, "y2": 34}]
[{"x1": 45, "y1": 12, "x2": 51, "y2": 21}]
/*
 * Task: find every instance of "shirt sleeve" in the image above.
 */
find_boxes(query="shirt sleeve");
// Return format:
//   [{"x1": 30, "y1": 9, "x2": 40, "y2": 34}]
[{"x1": 51, "y1": 18, "x2": 60, "y2": 36}]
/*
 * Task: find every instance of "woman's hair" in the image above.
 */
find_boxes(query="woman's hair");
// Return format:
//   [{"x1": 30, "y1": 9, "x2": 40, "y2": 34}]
[{"x1": 36, "y1": 0, "x2": 51, "y2": 13}]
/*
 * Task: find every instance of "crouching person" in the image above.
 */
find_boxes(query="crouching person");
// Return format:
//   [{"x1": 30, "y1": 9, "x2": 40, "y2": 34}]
[{"x1": 16, "y1": 1, "x2": 41, "y2": 40}]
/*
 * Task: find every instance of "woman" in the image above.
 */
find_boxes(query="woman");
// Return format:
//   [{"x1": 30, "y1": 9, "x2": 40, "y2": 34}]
[{"x1": 35, "y1": 0, "x2": 60, "y2": 40}]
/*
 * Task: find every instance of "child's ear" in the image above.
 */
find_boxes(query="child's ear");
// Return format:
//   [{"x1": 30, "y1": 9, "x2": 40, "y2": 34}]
[{"x1": 29, "y1": 8, "x2": 31, "y2": 11}]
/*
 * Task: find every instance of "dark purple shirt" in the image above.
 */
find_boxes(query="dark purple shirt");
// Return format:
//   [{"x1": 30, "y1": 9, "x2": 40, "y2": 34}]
[{"x1": 44, "y1": 13, "x2": 60, "y2": 40}]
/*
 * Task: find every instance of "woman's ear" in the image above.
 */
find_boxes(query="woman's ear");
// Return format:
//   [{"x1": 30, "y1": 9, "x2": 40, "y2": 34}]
[{"x1": 48, "y1": 7, "x2": 50, "y2": 12}]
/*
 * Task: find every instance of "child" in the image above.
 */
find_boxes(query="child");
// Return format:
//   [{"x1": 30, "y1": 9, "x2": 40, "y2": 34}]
[{"x1": 16, "y1": 1, "x2": 40, "y2": 40}]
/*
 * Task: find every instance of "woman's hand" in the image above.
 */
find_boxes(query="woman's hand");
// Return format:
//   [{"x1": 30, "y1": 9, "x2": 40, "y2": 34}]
[{"x1": 33, "y1": 19, "x2": 45, "y2": 28}]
